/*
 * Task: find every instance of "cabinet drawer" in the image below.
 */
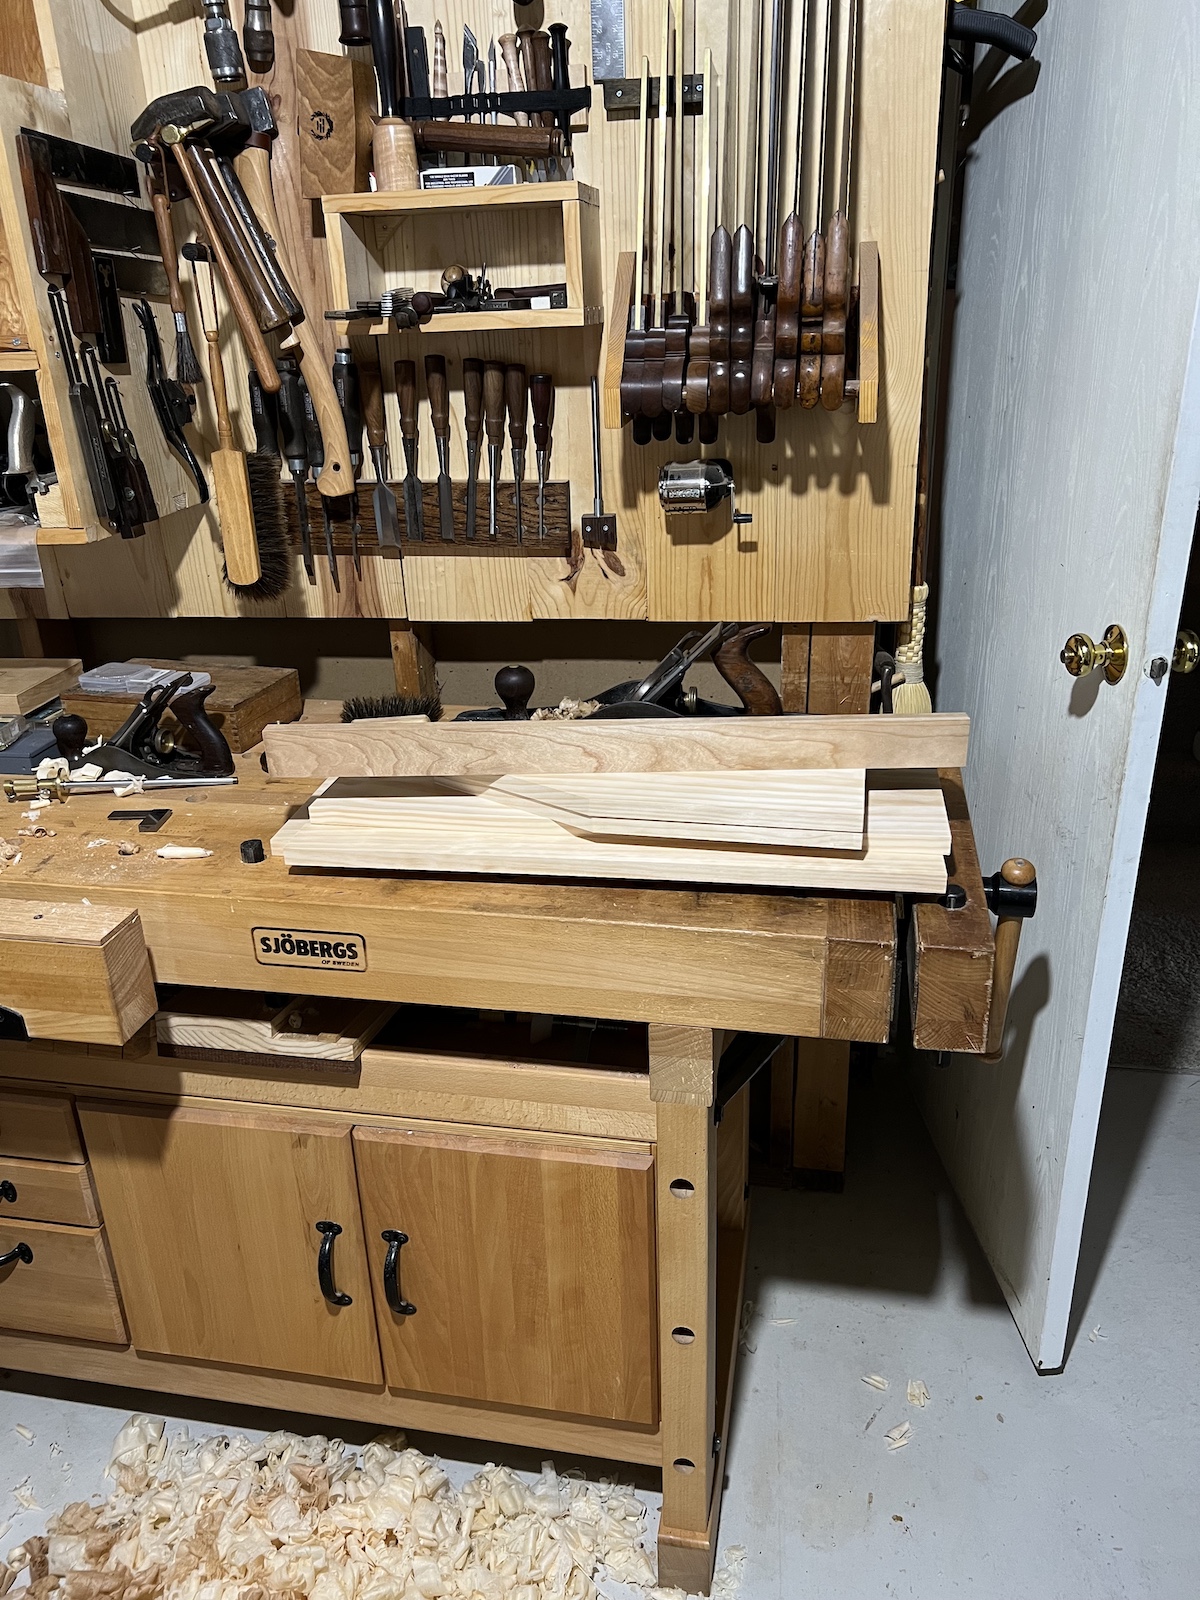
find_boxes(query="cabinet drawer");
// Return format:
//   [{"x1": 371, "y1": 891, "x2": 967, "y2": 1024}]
[
  {"x1": 0, "y1": 1157, "x2": 100, "y2": 1226},
  {"x1": 0, "y1": 1091, "x2": 84, "y2": 1163},
  {"x1": 0, "y1": 1218, "x2": 126, "y2": 1344}
]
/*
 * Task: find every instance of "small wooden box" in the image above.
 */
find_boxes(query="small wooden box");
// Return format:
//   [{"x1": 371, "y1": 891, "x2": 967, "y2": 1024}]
[{"x1": 61, "y1": 660, "x2": 302, "y2": 753}]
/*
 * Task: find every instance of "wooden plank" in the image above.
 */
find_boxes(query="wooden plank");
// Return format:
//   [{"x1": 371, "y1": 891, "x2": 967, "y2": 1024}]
[
  {"x1": 0, "y1": 215, "x2": 30, "y2": 350},
  {"x1": 0, "y1": 3, "x2": 48, "y2": 86},
  {"x1": 0, "y1": 1328, "x2": 663, "y2": 1464},
  {"x1": 0, "y1": 900, "x2": 156, "y2": 1046},
  {"x1": 857, "y1": 241, "x2": 880, "y2": 423},
  {"x1": 296, "y1": 48, "x2": 373, "y2": 199},
  {"x1": 80, "y1": 1101, "x2": 383, "y2": 1384},
  {"x1": 0, "y1": 1216, "x2": 125, "y2": 1344},
  {"x1": 792, "y1": 1040, "x2": 851, "y2": 1179},
  {"x1": 654, "y1": 1084, "x2": 717, "y2": 1558},
  {"x1": 824, "y1": 896, "x2": 898, "y2": 1043},
  {"x1": 0, "y1": 1089, "x2": 82, "y2": 1162},
  {"x1": 62, "y1": 661, "x2": 302, "y2": 753},
  {"x1": 154, "y1": 988, "x2": 397, "y2": 1064},
  {"x1": 780, "y1": 625, "x2": 812, "y2": 712},
  {"x1": 601, "y1": 250, "x2": 636, "y2": 430},
  {"x1": 911, "y1": 770, "x2": 995, "y2": 1053},
  {"x1": 263, "y1": 712, "x2": 970, "y2": 778},
  {"x1": 389, "y1": 622, "x2": 438, "y2": 699},
  {"x1": 0, "y1": 1154, "x2": 99, "y2": 1226},
  {"x1": 0, "y1": 656, "x2": 80, "y2": 714},
  {"x1": 808, "y1": 625, "x2": 875, "y2": 714},
  {"x1": 353, "y1": 1125, "x2": 658, "y2": 1423}
]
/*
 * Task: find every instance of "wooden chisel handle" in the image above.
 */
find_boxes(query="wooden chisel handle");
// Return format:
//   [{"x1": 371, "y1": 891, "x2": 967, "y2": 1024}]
[
  {"x1": 168, "y1": 143, "x2": 280, "y2": 393},
  {"x1": 463, "y1": 358, "x2": 483, "y2": 445},
  {"x1": 424, "y1": 354, "x2": 449, "y2": 441},
  {"x1": 498, "y1": 34, "x2": 529, "y2": 123},
  {"x1": 483, "y1": 361, "x2": 506, "y2": 445},
  {"x1": 361, "y1": 353, "x2": 387, "y2": 451},
  {"x1": 395, "y1": 359, "x2": 419, "y2": 440},
  {"x1": 234, "y1": 137, "x2": 354, "y2": 492}
]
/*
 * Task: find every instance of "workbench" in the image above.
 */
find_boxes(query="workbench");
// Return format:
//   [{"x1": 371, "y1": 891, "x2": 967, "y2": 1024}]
[{"x1": 0, "y1": 769, "x2": 994, "y2": 1592}]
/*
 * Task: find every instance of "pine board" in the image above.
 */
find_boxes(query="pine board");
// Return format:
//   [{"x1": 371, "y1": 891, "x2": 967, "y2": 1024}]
[{"x1": 0, "y1": 656, "x2": 80, "y2": 714}]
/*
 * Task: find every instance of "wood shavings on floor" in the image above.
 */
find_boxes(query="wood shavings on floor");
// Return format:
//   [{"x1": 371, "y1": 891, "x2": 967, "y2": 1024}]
[
  {"x1": 0, "y1": 1415, "x2": 736, "y2": 1600},
  {"x1": 861, "y1": 1374, "x2": 889, "y2": 1391},
  {"x1": 12, "y1": 1428, "x2": 33, "y2": 1445},
  {"x1": 884, "y1": 1423, "x2": 913, "y2": 1451},
  {"x1": 906, "y1": 1380, "x2": 929, "y2": 1407}
]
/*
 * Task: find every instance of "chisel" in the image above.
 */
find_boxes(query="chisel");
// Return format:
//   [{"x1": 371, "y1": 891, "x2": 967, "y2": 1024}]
[
  {"x1": 395, "y1": 358, "x2": 424, "y2": 540},
  {"x1": 424, "y1": 353, "x2": 455, "y2": 542},
  {"x1": 333, "y1": 349, "x2": 364, "y2": 574},
  {"x1": 47, "y1": 285, "x2": 119, "y2": 530},
  {"x1": 463, "y1": 357, "x2": 483, "y2": 540},
  {"x1": 361, "y1": 351, "x2": 400, "y2": 547},
  {"x1": 505, "y1": 363, "x2": 528, "y2": 544},
  {"x1": 483, "y1": 360, "x2": 505, "y2": 539},
  {"x1": 301, "y1": 377, "x2": 338, "y2": 587},
  {"x1": 277, "y1": 358, "x2": 315, "y2": 584},
  {"x1": 530, "y1": 373, "x2": 553, "y2": 542}
]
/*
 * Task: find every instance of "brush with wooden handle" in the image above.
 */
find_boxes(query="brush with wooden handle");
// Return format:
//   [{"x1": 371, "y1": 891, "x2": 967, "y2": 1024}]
[{"x1": 188, "y1": 244, "x2": 261, "y2": 589}]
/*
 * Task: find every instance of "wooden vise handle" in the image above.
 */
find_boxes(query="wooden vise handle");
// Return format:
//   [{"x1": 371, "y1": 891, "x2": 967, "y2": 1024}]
[{"x1": 984, "y1": 857, "x2": 1038, "y2": 1060}]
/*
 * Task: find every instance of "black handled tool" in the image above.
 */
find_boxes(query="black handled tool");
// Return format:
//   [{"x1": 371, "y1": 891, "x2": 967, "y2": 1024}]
[
  {"x1": 132, "y1": 298, "x2": 208, "y2": 503},
  {"x1": 406, "y1": 24, "x2": 430, "y2": 103},
  {"x1": 301, "y1": 377, "x2": 338, "y2": 588},
  {"x1": 548, "y1": 24, "x2": 573, "y2": 148},
  {"x1": 338, "y1": 1, "x2": 370, "y2": 47},
  {"x1": 79, "y1": 341, "x2": 140, "y2": 538},
  {"x1": 106, "y1": 377, "x2": 159, "y2": 527},
  {"x1": 462, "y1": 357, "x2": 482, "y2": 541},
  {"x1": 369, "y1": 0, "x2": 402, "y2": 117},
  {"x1": 48, "y1": 287, "x2": 120, "y2": 529},
  {"x1": 530, "y1": 373, "x2": 553, "y2": 542},
  {"x1": 395, "y1": 358, "x2": 423, "y2": 540},
  {"x1": 277, "y1": 359, "x2": 315, "y2": 584},
  {"x1": 424, "y1": 354, "x2": 454, "y2": 542},
  {"x1": 333, "y1": 350, "x2": 364, "y2": 574},
  {"x1": 580, "y1": 374, "x2": 617, "y2": 549},
  {"x1": 201, "y1": 0, "x2": 245, "y2": 85},
  {"x1": 243, "y1": 0, "x2": 274, "y2": 71},
  {"x1": 505, "y1": 364, "x2": 528, "y2": 545}
]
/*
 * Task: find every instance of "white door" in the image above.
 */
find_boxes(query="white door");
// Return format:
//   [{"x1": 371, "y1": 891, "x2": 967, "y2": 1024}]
[{"x1": 912, "y1": 1, "x2": 1200, "y2": 1371}]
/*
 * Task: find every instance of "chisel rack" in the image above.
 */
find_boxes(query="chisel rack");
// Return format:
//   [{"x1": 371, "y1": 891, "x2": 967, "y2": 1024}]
[{"x1": 294, "y1": 479, "x2": 573, "y2": 552}]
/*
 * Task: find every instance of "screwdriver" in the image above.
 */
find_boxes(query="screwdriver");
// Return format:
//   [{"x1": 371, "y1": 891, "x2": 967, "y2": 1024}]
[
  {"x1": 277, "y1": 359, "x2": 315, "y2": 584},
  {"x1": 424, "y1": 353, "x2": 455, "y2": 542},
  {"x1": 483, "y1": 360, "x2": 505, "y2": 540},
  {"x1": 332, "y1": 349, "x2": 364, "y2": 575},
  {"x1": 505, "y1": 363, "x2": 528, "y2": 545},
  {"x1": 530, "y1": 373, "x2": 553, "y2": 542},
  {"x1": 463, "y1": 358, "x2": 483, "y2": 540},
  {"x1": 301, "y1": 376, "x2": 338, "y2": 588},
  {"x1": 395, "y1": 358, "x2": 423, "y2": 541},
  {"x1": 360, "y1": 351, "x2": 400, "y2": 547}
]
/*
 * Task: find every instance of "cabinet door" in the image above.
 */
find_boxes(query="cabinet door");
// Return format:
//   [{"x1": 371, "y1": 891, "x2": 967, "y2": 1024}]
[
  {"x1": 80, "y1": 1103, "x2": 381, "y2": 1383},
  {"x1": 353, "y1": 1127, "x2": 657, "y2": 1423}
]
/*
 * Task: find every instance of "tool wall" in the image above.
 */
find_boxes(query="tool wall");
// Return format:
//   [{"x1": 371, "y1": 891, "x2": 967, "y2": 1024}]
[{"x1": 0, "y1": 0, "x2": 945, "y2": 624}]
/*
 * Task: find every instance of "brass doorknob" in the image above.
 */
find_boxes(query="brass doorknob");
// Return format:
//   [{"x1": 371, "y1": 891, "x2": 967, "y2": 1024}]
[
  {"x1": 1173, "y1": 628, "x2": 1200, "y2": 674},
  {"x1": 1060, "y1": 624, "x2": 1128, "y2": 684}
]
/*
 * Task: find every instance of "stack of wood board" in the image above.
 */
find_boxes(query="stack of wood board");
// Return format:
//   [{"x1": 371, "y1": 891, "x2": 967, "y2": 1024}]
[
  {"x1": 0, "y1": 658, "x2": 81, "y2": 715},
  {"x1": 270, "y1": 774, "x2": 953, "y2": 894}
]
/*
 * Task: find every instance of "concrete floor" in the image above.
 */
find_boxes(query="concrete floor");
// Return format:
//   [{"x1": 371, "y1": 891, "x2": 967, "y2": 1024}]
[{"x1": 2, "y1": 1063, "x2": 1198, "y2": 1599}]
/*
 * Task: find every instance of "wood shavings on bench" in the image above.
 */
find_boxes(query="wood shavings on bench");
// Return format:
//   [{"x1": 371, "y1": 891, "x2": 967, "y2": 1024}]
[{"x1": 7, "y1": 1415, "x2": 669, "y2": 1600}]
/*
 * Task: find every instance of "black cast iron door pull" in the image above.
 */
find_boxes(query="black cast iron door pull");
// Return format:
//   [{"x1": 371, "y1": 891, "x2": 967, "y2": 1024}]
[
  {"x1": 0, "y1": 1180, "x2": 16, "y2": 1203},
  {"x1": 315, "y1": 1220, "x2": 352, "y2": 1306},
  {"x1": 0, "y1": 1242, "x2": 33, "y2": 1269},
  {"x1": 381, "y1": 1229, "x2": 416, "y2": 1316}
]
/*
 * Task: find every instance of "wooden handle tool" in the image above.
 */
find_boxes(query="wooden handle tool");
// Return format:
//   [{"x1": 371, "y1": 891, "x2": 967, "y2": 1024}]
[
  {"x1": 193, "y1": 251, "x2": 260, "y2": 588},
  {"x1": 234, "y1": 137, "x2": 354, "y2": 493},
  {"x1": 505, "y1": 363, "x2": 528, "y2": 545},
  {"x1": 483, "y1": 360, "x2": 506, "y2": 539},
  {"x1": 462, "y1": 356, "x2": 483, "y2": 541},
  {"x1": 424, "y1": 353, "x2": 454, "y2": 542},
  {"x1": 984, "y1": 859, "x2": 1038, "y2": 1060},
  {"x1": 394, "y1": 357, "x2": 423, "y2": 540},
  {"x1": 498, "y1": 34, "x2": 529, "y2": 123}
]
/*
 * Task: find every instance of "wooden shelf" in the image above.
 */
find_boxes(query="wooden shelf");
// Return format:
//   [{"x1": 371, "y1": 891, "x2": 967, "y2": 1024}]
[
  {"x1": 323, "y1": 180, "x2": 603, "y2": 336},
  {"x1": 0, "y1": 349, "x2": 37, "y2": 371}
]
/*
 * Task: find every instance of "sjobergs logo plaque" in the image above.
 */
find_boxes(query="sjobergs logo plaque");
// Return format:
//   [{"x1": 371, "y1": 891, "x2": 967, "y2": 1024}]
[{"x1": 253, "y1": 927, "x2": 367, "y2": 971}]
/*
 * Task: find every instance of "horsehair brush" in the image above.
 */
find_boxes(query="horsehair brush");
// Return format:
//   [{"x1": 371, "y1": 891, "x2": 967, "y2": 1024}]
[
  {"x1": 222, "y1": 367, "x2": 292, "y2": 602},
  {"x1": 341, "y1": 694, "x2": 444, "y2": 722}
]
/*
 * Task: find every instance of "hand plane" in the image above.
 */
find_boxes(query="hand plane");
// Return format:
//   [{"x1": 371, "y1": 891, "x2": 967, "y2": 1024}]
[{"x1": 52, "y1": 672, "x2": 236, "y2": 779}]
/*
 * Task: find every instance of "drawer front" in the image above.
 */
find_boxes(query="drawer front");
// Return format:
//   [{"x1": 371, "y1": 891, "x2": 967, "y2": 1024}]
[
  {"x1": 0, "y1": 1091, "x2": 84, "y2": 1163},
  {"x1": 0, "y1": 1157, "x2": 100, "y2": 1226},
  {"x1": 0, "y1": 1218, "x2": 126, "y2": 1344}
]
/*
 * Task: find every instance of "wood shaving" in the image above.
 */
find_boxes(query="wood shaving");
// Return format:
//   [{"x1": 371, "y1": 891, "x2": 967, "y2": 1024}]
[
  {"x1": 22, "y1": 804, "x2": 49, "y2": 818},
  {"x1": 738, "y1": 1300, "x2": 757, "y2": 1354},
  {"x1": 884, "y1": 1423, "x2": 912, "y2": 1451},
  {"x1": 862, "y1": 1374, "x2": 889, "y2": 1391},
  {"x1": 531, "y1": 700, "x2": 602, "y2": 722},
  {"x1": 16, "y1": 826, "x2": 55, "y2": 838},
  {"x1": 13, "y1": 1426, "x2": 33, "y2": 1444},
  {"x1": 1088, "y1": 1325, "x2": 1107, "y2": 1343},
  {"x1": 85, "y1": 840, "x2": 111, "y2": 850},
  {"x1": 113, "y1": 778, "x2": 146, "y2": 798},
  {"x1": 906, "y1": 1380, "x2": 929, "y2": 1408},
  {"x1": 767, "y1": 1317, "x2": 796, "y2": 1327},
  {"x1": 652, "y1": 1543, "x2": 745, "y2": 1600},
  {"x1": 11, "y1": 1480, "x2": 39, "y2": 1510},
  {"x1": 0, "y1": 1560, "x2": 14, "y2": 1597},
  {"x1": 16, "y1": 1416, "x2": 657, "y2": 1600},
  {"x1": 0, "y1": 841, "x2": 20, "y2": 866},
  {"x1": 155, "y1": 845, "x2": 212, "y2": 860},
  {"x1": 115, "y1": 841, "x2": 140, "y2": 857},
  {"x1": 35, "y1": 759, "x2": 68, "y2": 782}
]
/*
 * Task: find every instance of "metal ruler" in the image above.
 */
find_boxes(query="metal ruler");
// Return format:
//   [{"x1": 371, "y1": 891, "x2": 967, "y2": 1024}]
[{"x1": 590, "y1": 0, "x2": 627, "y2": 82}]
